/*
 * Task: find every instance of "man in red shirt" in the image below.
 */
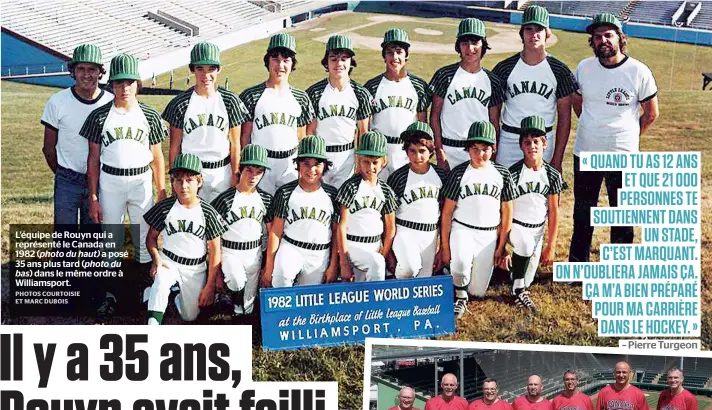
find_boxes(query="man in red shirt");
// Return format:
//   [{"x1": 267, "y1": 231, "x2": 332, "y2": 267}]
[
  {"x1": 596, "y1": 362, "x2": 649, "y2": 410},
  {"x1": 552, "y1": 370, "x2": 593, "y2": 410},
  {"x1": 513, "y1": 375, "x2": 553, "y2": 410},
  {"x1": 469, "y1": 379, "x2": 513, "y2": 410},
  {"x1": 425, "y1": 373, "x2": 469, "y2": 410},
  {"x1": 656, "y1": 368, "x2": 699, "y2": 410},
  {"x1": 390, "y1": 386, "x2": 422, "y2": 410}
]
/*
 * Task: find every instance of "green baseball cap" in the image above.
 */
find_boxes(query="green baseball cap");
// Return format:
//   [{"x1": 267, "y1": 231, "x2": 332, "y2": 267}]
[
  {"x1": 356, "y1": 131, "x2": 388, "y2": 157},
  {"x1": 458, "y1": 18, "x2": 486, "y2": 39},
  {"x1": 522, "y1": 5, "x2": 549, "y2": 29},
  {"x1": 70, "y1": 44, "x2": 103, "y2": 67},
  {"x1": 520, "y1": 115, "x2": 547, "y2": 136},
  {"x1": 268, "y1": 33, "x2": 296, "y2": 54},
  {"x1": 240, "y1": 144, "x2": 270, "y2": 169},
  {"x1": 587, "y1": 13, "x2": 622, "y2": 34},
  {"x1": 400, "y1": 121, "x2": 434, "y2": 141},
  {"x1": 297, "y1": 135, "x2": 327, "y2": 160},
  {"x1": 466, "y1": 121, "x2": 496, "y2": 145},
  {"x1": 171, "y1": 153, "x2": 202, "y2": 175},
  {"x1": 381, "y1": 28, "x2": 410, "y2": 48},
  {"x1": 191, "y1": 42, "x2": 220, "y2": 66},
  {"x1": 109, "y1": 54, "x2": 140, "y2": 82},
  {"x1": 326, "y1": 34, "x2": 354, "y2": 55}
]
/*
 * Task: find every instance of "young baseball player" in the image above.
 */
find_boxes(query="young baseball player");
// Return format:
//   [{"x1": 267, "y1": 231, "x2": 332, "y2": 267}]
[
  {"x1": 240, "y1": 33, "x2": 315, "y2": 195},
  {"x1": 263, "y1": 135, "x2": 340, "y2": 287},
  {"x1": 162, "y1": 42, "x2": 249, "y2": 202},
  {"x1": 492, "y1": 5, "x2": 577, "y2": 169},
  {"x1": 364, "y1": 28, "x2": 433, "y2": 180},
  {"x1": 42, "y1": 43, "x2": 113, "y2": 226},
  {"x1": 306, "y1": 34, "x2": 371, "y2": 188},
  {"x1": 143, "y1": 153, "x2": 227, "y2": 324},
  {"x1": 506, "y1": 116, "x2": 563, "y2": 311},
  {"x1": 430, "y1": 18, "x2": 505, "y2": 171},
  {"x1": 337, "y1": 131, "x2": 397, "y2": 282},
  {"x1": 387, "y1": 122, "x2": 447, "y2": 279},
  {"x1": 441, "y1": 121, "x2": 516, "y2": 319},
  {"x1": 211, "y1": 144, "x2": 272, "y2": 315}
]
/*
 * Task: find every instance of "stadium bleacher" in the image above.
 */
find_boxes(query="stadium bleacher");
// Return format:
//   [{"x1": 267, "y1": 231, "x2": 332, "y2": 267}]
[
  {"x1": 626, "y1": 1, "x2": 683, "y2": 25},
  {"x1": 529, "y1": 1, "x2": 629, "y2": 18},
  {"x1": 690, "y1": 1, "x2": 712, "y2": 29}
]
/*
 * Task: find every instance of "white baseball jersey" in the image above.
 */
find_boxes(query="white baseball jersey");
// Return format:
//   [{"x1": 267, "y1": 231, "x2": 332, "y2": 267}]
[
  {"x1": 272, "y1": 180, "x2": 339, "y2": 244},
  {"x1": 41, "y1": 87, "x2": 114, "y2": 174},
  {"x1": 211, "y1": 186, "x2": 273, "y2": 243},
  {"x1": 387, "y1": 164, "x2": 446, "y2": 226},
  {"x1": 364, "y1": 72, "x2": 432, "y2": 140},
  {"x1": 430, "y1": 63, "x2": 505, "y2": 142},
  {"x1": 162, "y1": 87, "x2": 248, "y2": 162},
  {"x1": 574, "y1": 55, "x2": 657, "y2": 155},
  {"x1": 240, "y1": 83, "x2": 314, "y2": 151},
  {"x1": 443, "y1": 161, "x2": 517, "y2": 228},
  {"x1": 509, "y1": 160, "x2": 563, "y2": 225},
  {"x1": 306, "y1": 78, "x2": 372, "y2": 145},
  {"x1": 80, "y1": 102, "x2": 167, "y2": 168},
  {"x1": 336, "y1": 175, "x2": 397, "y2": 237}
]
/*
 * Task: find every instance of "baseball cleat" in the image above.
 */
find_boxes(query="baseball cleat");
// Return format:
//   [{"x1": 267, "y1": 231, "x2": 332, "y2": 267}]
[
  {"x1": 454, "y1": 298, "x2": 469, "y2": 319},
  {"x1": 513, "y1": 289, "x2": 537, "y2": 311}
]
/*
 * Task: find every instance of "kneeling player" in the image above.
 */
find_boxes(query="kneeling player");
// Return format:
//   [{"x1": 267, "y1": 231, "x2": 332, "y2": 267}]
[
  {"x1": 337, "y1": 131, "x2": 397, "y2": 282},
  {"x1": 441, "y1": 121, "x2": 516, "y2": 319},
  {"x1": 387, "y1": 122, "x2": 446, "y2": 278},
  {"x1": 506, "y1": 116, "x2": 562, "y2": 311},
  {"x1": 263, "y1": 135, "x2": 340, "y2": 287},
  {"x1": 211, "y1": 144, "x2": 272, "y2": 315},
  {"x1": 144, "y1": 154, "x2": 226, "y2": 324}
]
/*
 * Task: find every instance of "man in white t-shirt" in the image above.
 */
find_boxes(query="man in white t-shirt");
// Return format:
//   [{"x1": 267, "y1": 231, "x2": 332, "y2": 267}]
[
  {"x1": 569, "y1": 13, "x2": 659, "y2": 262},
  {"x1": 41, "y1": 44, "x2": 113, "y2": 225}
]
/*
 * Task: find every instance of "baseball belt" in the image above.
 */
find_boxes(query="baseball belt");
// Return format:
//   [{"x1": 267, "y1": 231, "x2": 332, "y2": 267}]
[
  {"x1": 162, "y1": 249, "x2": 207, "y2": 266},
  {"x1": 396, "y1": 218, "x2": 438, "y2": 232},
  {"x1": 384, "y1": 135, "x2": 401, "y2": 145},
  {"x1": 513, "y1": 219, "x2": 546, "y2": 229},
  {"x1": 201, "y1": 155, "x2": 230, "y2": 169},
  {"x1": 502, "y1": 124, "x2": 554, "y2": 134},
  {"x1": 101, "y1": 164, "x2": 150, "y2": 176},
  {"x1": 441, "y1": 137, "x2": 468, "y2": 148},
  {"x1": 346, "y1": 234, "x2": 381, "y2": 244},
  {"x1": 222, "y1": 238, "x2": 261, "y2": 251},
  {"x1": 326, "y1": 141, "x2": 354, "y2": 153},
  {"x1": 453, "y1": 219, "x2": 498, "y2": 231},
  {"x1": 283, "y1": 235, "x2": 330, "y2": 251},
  {"x1": 266, "y1": 146, "x2": 298, "y2": 159}
]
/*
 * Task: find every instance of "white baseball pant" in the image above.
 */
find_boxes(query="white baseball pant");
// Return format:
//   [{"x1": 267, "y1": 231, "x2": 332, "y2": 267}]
[
  {"x1": 323, "y1": 148, "x2": 355, "y2": 189},
  {"x1": 509, "y1": 222, "x2": 545, "y2": 288},
  {"x1": 443, "y1": 145, "x2": 470, "y2": 169},
  {"x1": 449, "y1": 222, "x2": 498, "y2": 297},
  {"x1": 199, "y1": 164, "x2": 232, "y2": 202},
  {"x1": 259, "y1": 152, "x2": 298, "y2": 195},
  {"x1": 393, "y1": 225, "x2": 438, "y2": 279},
  {"x1": 147, "y1": 254, "x2": 206, "y2": 322},
  {"x1": 379, "y1": 142, "x2": 408, "y2": 181},
  {"x1": 347, "y1": 240, "x2": 386, "y2": 282},
  {"x1": 222, "y1": 247, "x2": 262, "y2": 314},
  {"x1": 272, "y1": 239, "x2": 330, "y2": 287}
]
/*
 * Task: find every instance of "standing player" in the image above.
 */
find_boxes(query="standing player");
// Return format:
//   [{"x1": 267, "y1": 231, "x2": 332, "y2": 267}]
[
  {"x1": 306, "y1": 34, "x2": 371, "y2": 188},
  {"x1": 596, "y1": 362, "x2": 649, "y2": 410},
  {"x1": 162, "y1": 42, "x2": 249, "y2": 202},
  {"x1": 263, "y1": 135, "x2": 340, "y2": 287},
  {"x1": 469, "y1": 379, "x2": 513, "y2": 410},
  {"x1": 552, "y1": 371, "x2": 593, "y2": 410},
  {"x1": 390, "y1": 387, "x2": 421, "y2": 410},
  {"x1": 42, "y1": 43, "x2": 113, "y2": 226},
  {"x1": 441, "y1": 121, "x2": 516, "y2": 319},
  {"x1": 336, "y1": 131, "x2": 397, "y2": 282},
  {"x1": 387, "y1": 122, "x2": 447, "y2": 278},
  {"x1": 364, "y1": 28, "x2": 433, "y2": 180},
  {"x1": 513, "y1": 375, "x2": 553, "y2": 410},
  {"x1": 569, "y1": 13, "x2": 659, "y2": 263},
  {"x1": 211, "y1": 144, "x2": 272, "y2": 315},
  {"x1": 657, "y1": 368, "x2": 698, "y2": 410},
  {"x1": 430, "y1": 18, "x2": 505, "y2": 170},
  {"x1": 240, "y1": 33, "x2": 315, "y2": 195},
  {"x1": 506, "y1": 116, "x2": 562, "y2": 311},
  {"x1": 492, "y1": 5, "x2": 576, "y2": 169},
  {"x1": 424, "y1": 373, "x2": 468, "y2": 410},
  {"x1": 143, "y1": 154, "x2": 227, "y2": 324}
]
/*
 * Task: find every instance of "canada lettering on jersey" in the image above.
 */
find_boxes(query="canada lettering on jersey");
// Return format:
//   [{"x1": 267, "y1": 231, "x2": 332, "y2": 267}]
[
  {"x1": 403, "y1": 186, "x2": 440, "y2": 205},
  {"x1": 286, "y1": 207, "x2": 332, "y2": 225},
  {"x1": 606, "y1": 401, "x2": 634, "y2": 410},
  {"x1": 349, "y1": 196, "x2": 385, "y2": 213},
  {"x1": 184, "y1": 113, "x2": 228, "y2": 134},
  {"x1": 223, "y1": 206, "x2": 265, "y2": 225},
  {"x1": 459, "y1": 183, "x2": 500, "y2": 200},
  {"x1": 254, "y1": 112, "x2": 297, "y2": 130},
  {"x1": 518, "y1": 181, "x2": 550, "y2": 196},
  {"x1": 507, "y1": 80, "x2": 554, "y2": 99},
  {"x1": 102, "y1": 126, "x2": 146, "y2": 147},
  {"x1": 446, "y1": 86, "x2": 490, "y2": 106},
  {"x1": 373, "y1": 95, "x2": 416, "y2": 112},
  {"x1": 317, "y1": 104, "x2": 357, "y2": 121},
  {"x1": 165, "y1": 219, "x2": 206, "y2": 239}
]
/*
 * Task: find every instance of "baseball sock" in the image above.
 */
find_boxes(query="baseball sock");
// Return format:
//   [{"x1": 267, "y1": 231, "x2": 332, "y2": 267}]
[{"x1": 510, "y1": 253, "x2": 530, "y2": 295}]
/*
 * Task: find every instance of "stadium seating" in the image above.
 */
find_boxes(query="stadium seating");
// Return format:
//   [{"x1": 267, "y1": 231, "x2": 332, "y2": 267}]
[
  {"x1": 529, "y1": 1, "x2": 628, "y2": 18},
  {"x1": 690, "y1": 1, "x2": 712, "y2": 30},
  {"x1": 682, "y1": 357, "x2": 712, "y2": 388},
  {"x1": 627, "y1": 1, "x2": 684, "y2": 25}
]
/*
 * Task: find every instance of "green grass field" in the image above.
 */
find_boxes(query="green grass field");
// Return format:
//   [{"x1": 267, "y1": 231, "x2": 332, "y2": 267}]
[{"x1": 2, "y1": 11, "x2": 712, "y2": 409}]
